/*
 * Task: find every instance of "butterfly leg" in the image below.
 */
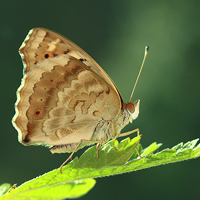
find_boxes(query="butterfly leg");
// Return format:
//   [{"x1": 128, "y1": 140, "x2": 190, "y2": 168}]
[
  {"x1": 60, "y1": 121, "x2": 113, "y2": 173},
  {"x1": 118, "y1": 128, "x2": 140, "y2": 137},
  {"x1": 118, "y1": 128, "x2": 142, "y2": 158},
  {"x1": 60, "y1": 140, "x2": 83, "y2": 173},
  {"x1": 60, "y1": 138, "x2": 107, "y2": 174},
  {"x1": 96, "y1": 120, "x2": 113, "y2": 158}
]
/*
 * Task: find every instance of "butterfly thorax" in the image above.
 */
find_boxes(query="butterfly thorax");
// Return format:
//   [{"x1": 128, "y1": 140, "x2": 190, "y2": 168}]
[{"x1": 91, "y1": 100, "x2": 140, "y2": 143}]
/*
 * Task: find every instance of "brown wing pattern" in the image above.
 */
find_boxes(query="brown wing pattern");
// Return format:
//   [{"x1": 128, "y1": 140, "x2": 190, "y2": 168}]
[
  {"x1": 19, "y1": 28, "x2": 121, "y2": 100},
  {"x1": 13, "y1": 55, "x2": 121, "y2": 146}
]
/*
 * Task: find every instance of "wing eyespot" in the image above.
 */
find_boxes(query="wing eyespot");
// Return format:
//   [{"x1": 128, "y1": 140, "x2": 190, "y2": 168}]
[
  {"x1": 34, "y1": 109, "x2": 43, "y2": 117},
  {"x1": 44, "y1": 54, "x2": 49, "y2": 58},
  {"x1": 42, "y1": 51, "x2": 55, "y2": 59}
]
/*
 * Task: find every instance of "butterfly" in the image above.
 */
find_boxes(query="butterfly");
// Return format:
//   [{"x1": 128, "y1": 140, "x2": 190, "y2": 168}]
[{"x1": 12, "y1": 28, "x2": 148, "y2": 173}]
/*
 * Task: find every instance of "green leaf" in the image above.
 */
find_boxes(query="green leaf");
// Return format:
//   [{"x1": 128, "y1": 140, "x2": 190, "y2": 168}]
[
  {"x1": 0, "y1": 184, "x2": 11, "y2": 197},
  {"x1": 1, "y1": 136, "x2": 200, "y2": 200},
  {"x1": 1, "y1": 179, "x2": 95, "y2": 200}
]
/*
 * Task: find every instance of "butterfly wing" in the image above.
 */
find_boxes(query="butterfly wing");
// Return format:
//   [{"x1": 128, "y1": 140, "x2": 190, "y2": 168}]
[
  {"x1": 13, "y1": 29, "x2": 123, "y2": 150},
  {"x1": 20, "y1": 28, "x2": 121, "y2": 99}
]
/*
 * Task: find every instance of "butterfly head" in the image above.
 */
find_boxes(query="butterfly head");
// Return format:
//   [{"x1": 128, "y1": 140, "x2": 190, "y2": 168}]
[{"x1": 126, "y1": 99, "x2": 140, "y2": 123}]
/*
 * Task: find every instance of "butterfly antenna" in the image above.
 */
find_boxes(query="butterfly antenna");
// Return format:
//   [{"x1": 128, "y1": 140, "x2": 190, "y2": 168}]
[{"x1": 129, "y1": 46, "x2": 149, "y2": 102}]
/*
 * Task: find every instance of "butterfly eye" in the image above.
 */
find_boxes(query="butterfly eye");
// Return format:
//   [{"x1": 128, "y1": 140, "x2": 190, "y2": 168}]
[
  {"x1": 126, "y1": 102, "x2": 135, "y2": 114},
  {"x1": 42, "y1": 51, "x2": 55, "y2": 59},
  {"x1": 126, "y1": 100, "x2": 140, "y2": 122}
]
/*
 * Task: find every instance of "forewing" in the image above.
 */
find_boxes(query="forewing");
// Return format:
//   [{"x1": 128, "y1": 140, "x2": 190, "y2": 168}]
[{"x1": 19, "y1": 28, "x2": 121, "y2": 99}]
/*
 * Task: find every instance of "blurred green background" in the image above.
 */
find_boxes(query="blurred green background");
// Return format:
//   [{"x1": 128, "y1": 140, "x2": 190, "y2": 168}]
[{"x1": 1, "y1": 0, "x2": 200, "y2": 199}]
